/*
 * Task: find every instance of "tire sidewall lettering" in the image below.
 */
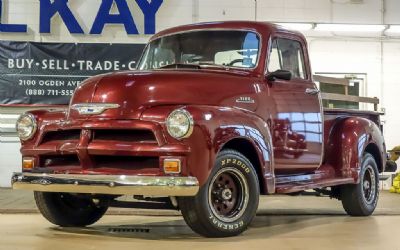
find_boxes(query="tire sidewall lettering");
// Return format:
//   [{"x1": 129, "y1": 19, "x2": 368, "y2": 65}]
[
  {"x1": 208, "y1": 214, "x2": 244, "y2": 230},
  {"x1": 221, "y1": 158, "x2": 251, "y2": 174}
]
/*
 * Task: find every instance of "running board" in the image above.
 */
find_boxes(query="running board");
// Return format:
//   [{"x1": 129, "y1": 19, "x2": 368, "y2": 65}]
[{"x1": 275, "y1": 177, "x2": 354, "y2": 194}]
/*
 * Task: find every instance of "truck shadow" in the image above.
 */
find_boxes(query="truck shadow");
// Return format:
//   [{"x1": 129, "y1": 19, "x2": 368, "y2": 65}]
[{"x1": 50, "y1": 212, "x2": 378, "y2": 242}]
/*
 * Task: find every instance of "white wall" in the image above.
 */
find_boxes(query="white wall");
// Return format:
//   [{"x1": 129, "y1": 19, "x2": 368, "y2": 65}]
[
  {"x1": 382, "y1": 41, "x2": 400, "y2": 149},
  {"x1": 2, "y1": 0, "x2": 399, "y2": 40},
  {"x1": 1, "y1": 0, "x2": 400, "y2": 186}
]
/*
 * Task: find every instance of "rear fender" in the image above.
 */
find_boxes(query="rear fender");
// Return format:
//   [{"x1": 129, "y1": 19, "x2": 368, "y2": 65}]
[{"x1": 324, "y1": 117, "x2": 385, "y2": 183}]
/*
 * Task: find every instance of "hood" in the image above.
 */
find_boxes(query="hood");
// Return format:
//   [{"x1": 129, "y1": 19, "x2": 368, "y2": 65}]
[{"x1": 68, "y1": 69, "x2": 261, "y2": 120}]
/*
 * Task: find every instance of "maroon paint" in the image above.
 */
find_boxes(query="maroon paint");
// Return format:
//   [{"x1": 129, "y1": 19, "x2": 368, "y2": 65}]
[{"x1": 19, "y1": 21, "x2": 386, "y2": 194}]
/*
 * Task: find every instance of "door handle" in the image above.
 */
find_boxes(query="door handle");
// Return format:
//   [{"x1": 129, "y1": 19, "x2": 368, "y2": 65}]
[{"x1": 305, "y1": 88, "x2": 320, "y2": 95}]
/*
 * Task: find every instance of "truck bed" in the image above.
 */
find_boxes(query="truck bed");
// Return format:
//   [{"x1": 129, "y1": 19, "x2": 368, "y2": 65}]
[{"x1": 324, "y1": 108, "x2": 382, "y2": 126}]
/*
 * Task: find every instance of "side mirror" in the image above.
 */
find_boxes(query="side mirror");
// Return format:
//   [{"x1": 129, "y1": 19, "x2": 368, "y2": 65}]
[{"x1": 266, "y1": 70, "x2": 292, "y2": 81}]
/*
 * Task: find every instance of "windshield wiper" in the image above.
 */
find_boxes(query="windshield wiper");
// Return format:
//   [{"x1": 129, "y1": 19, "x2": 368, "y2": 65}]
[
  {"x1": 158, "y1": 63, "x2": 201, "y2": 69},
  {"x1": 197, "y1": 62, "x2": 229, "y2": 70},
  {"x1": 158, "y1": 62, "x2": 229, "y2": 70}
]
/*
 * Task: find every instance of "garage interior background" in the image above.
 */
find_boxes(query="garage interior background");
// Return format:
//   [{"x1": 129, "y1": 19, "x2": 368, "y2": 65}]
[{"x1": 1, "y1": 0, "x2": 399, "y2": 187}]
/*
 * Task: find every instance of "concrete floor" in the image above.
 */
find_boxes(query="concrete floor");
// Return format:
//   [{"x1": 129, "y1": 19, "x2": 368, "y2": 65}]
[{"x1": 1, "y1": 192, "x2": 400, "y2": 250}]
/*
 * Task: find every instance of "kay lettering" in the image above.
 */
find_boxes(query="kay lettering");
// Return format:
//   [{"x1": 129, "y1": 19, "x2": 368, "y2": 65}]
[{"x1": 0, "y1": 0, "x2": 163, "y2": 35}]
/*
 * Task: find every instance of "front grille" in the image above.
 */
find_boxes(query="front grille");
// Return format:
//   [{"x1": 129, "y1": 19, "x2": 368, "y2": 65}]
[
  {"x1": 36, "y1": 127, "x2": 159, "y2": 170},
  {"x1": 41, "y1": 130, "x2": 81, "y2": 143},
  {"x1": 40, "y1": 155, "x2": 80, "y2": 167},
  {"x1": 41, "y1": 129, "x2": 157, "y2": 144},
  {"x1": 93, "y1": 129, "x2": 157, "y2": 143},
  {"x1": 93, "y1": 155, "x2": 159, "y2": 170}
]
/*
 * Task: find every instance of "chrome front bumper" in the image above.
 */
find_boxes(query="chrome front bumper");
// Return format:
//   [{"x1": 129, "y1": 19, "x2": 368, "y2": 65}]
[{"x1": 12, "y1": 173, "x2": 199, "y2": 196}]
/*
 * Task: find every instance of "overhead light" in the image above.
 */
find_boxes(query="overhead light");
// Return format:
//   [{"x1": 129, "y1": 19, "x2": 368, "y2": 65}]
[
  {"x1": 385, "y1": 25, "x2": 400, "y2": 34},
  {"x1": 276, "y1": 23, "x2": 313, "y2": 31},
  {"x1": 315, "y1": 24, "x2": 386, "y2": 32}
]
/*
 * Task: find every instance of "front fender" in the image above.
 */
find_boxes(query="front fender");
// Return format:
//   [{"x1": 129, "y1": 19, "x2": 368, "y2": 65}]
[
  {"x1": 140, "y1": 105, "x2": 274, "y2": 191},
  {"x1": 325, "y1": 117, "x2": 385, "y2": 182}
]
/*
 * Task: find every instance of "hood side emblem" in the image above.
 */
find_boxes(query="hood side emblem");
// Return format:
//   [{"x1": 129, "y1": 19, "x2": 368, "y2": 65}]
[
  {"x1": 71, "y1": 103, "x2": 120, "y2": 115},
  {"x1": 236, "y1": 97, "x2": 255, "y2": 104}
]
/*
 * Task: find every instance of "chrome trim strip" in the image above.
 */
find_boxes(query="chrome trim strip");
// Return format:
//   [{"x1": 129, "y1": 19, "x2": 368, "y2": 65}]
[
  {"x1": 70, "y1": 103, "x2": 120, "y2": 115},
  {"x1": 12, "y1": 173, "x2": 199, "y2": 196}
]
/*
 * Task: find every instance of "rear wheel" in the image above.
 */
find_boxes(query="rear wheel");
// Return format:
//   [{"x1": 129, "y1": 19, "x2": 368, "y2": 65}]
[
  {"x1": 341, "y1": 153, "x2": 379, "y2": 216},
  {"x1": 34, "y1": 192, "x2": 108, "y2": 227},
  {"x1": 179, "y1": 149, "x2": 259, "y2": 237}
]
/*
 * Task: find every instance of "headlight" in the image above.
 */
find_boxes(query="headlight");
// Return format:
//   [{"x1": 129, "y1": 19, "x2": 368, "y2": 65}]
[
  {"x1": 16, "y1": 113, "x2": 37, "y2": 141},
  {"x1": 166, "y1": 109, "x2": 194, "y2": 139}
]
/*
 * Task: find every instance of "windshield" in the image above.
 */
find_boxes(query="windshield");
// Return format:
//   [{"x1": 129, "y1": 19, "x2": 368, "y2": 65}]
[{"x1": 138, "y1": 30, "x2": 260, "y2": 70}]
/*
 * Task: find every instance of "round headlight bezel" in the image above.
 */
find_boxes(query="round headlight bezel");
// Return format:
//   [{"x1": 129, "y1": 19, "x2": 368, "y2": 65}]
[
  {"x1": 166, "y1": 109, "x2": 194, "y2": 139},
  {"x1": 16, "y1": 113, "x2": 37, "y2": 141}
]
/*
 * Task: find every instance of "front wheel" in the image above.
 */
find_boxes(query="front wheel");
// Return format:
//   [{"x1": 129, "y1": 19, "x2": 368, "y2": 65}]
[
  {"x1": 34, "y1": 192, "x2": 108, "y2": 227},
  {"x1": 179, "y1": 149, "x2": 260, "y2": 237},
  {"x1": 340, "y1": 153, "x2": 379, "y2": 216}
]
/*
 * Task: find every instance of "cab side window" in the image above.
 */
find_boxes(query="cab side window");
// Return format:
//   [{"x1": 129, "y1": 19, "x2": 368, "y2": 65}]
[
  {"x1": 268, "y1": 40, "x2": 282, "y2": 73},
  {"x1": 268, "y1": 38, "x2": 307, "y2": 79}
]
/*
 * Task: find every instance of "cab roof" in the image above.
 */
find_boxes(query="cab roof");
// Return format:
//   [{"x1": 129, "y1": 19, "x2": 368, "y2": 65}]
[{"x1": 150, "y1": 21, "x2": 305, "y2": 41}]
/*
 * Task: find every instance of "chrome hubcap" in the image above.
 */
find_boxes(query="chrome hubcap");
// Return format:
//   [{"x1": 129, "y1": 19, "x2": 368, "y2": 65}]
[
  {"x1": 363, "y1": 180, "x2": 370, "y2": 190},
  {"x1": 222, "y1": 188, "x2": 233, "y2": 200}
]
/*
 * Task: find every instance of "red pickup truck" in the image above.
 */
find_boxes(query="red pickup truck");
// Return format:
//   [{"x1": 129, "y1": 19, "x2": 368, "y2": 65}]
[{"x1": 12, "y1": 21, "x2": 394, "y2": 237}]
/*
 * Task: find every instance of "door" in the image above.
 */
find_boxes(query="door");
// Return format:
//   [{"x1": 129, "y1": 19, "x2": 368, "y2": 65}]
[{"x1": 265, "y1": 36, "x2": 323, "y2": 174}]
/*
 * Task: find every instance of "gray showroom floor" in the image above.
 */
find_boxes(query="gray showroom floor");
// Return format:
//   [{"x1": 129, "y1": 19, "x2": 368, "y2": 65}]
[{"x1": 1, "y1": 189, "x2": 400, "y2": 249}]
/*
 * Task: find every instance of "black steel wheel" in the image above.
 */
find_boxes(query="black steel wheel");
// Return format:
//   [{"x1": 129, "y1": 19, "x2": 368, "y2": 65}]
[
  {"x1": 341, "y1": 153, "x2": 379, "y2": 216},
  {"x1": 179, "y1": 149, "x2": 259, "y2": 237},
  {"x1": 362, "y1": 165, "x2": 377, "y2": 204},
  {"x1": 34, "y1": 192, "x2": 108, "y2": 227},
  {"x1": 208, "y1": 167, "x2": 249, "y2": 223}
]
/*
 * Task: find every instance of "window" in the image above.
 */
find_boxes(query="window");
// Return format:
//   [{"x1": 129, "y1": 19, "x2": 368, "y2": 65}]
[
  {"x1": 268, "y1": 40, "x2": 281, "y2": 72},
  {"x1": 268, "y1": 38, "x2": 306, "y2": 79},
  {"x1": 138, "y1": 30, "x2": 260, "y2": 70}
]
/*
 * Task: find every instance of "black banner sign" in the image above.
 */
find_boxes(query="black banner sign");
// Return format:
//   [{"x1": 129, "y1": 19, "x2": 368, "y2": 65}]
[{"x1": 0, "y1": 41, "x2": 146, "y2": 105}]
